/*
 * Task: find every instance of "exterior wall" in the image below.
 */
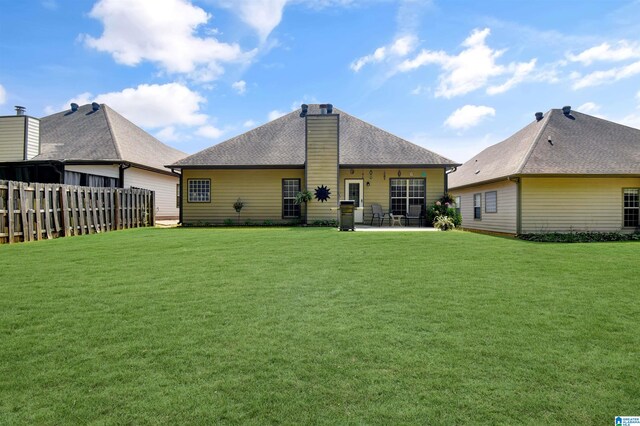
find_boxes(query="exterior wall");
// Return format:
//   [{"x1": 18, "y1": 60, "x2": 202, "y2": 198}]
[
  {"x1": 123, "y1": 167, "x2": 180, "y2": 219},
  {"x1": 0, "y1": 116, "x2": 26, "y2": 162},
  {"x1": 452, "y1": 180, "x2": 518, "y2": 234},
  {"x1": 25, "y1": 117, "x2": 40, "y2": 160},
  {"x1": 182, "y1": 169, "x2": 305, "y2": 224},
  {"x1": 65, "y1": 164, "x2": 120, "y2": 179},
  {"x1": 339, "y1": 168, "x2": 446, "y2": 224},
  {"x1": 521, "y1": 176, "x2": 640, "y2": 233},
  {"x1": 306, "y1": 114, "x2": 339, "y2": 222}
]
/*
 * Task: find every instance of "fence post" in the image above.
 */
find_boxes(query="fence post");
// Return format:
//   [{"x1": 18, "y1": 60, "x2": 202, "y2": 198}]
[{"x1": 8, "y1": 181, "x2": 14, "y2": 243}]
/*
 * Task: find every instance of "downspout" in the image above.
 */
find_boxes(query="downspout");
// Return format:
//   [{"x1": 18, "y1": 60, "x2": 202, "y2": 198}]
[
  {"x1": 179, "y1": 171, "x2": 183, "y2": 224},
  {"x1": 444, "y1": 167, "x2": 457, "y2": 195},
  {"x1": 119, "y1": 163, "x2": 131, "y2": 188}
]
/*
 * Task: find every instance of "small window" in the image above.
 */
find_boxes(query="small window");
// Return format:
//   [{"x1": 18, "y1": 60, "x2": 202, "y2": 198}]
[
  {"x1": 455, "y1": 196, "x2": 461, "y2": 215},
  {"x1": 473, "y1": 193, "x2": 481, "y2": 219},
  {"x1": 282, "y1": 179, "x2": 301, "y2": 218},
  {"x1": 623, "y1": 188, "x2": 639, "y2": 227},
  {"x1": 188, "y1": 179, "x2": 210, "y2": 203},
  {"x1": 176, "y1": 183, "x2": 180, "y2": 208},
  {"x1": 485, "y1": 191, "x2": 497, "y2": 213}
]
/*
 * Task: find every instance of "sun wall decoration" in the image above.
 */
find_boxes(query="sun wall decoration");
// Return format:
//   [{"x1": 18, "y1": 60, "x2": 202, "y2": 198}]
[{"x1": 314, "y1": 185, "x2": 331, "y2": 202}]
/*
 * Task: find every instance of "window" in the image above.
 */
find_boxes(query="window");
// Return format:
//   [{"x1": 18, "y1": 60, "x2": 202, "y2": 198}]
[
  {"x1": 176, "y1": 183, "x2": 180, "y2": 208},
  {"x1": 473, "y1": 193, "x2": 481, "y2": 219},
  {"x1": 455, "y1": 196, "x2": 461, "y2": 215},
  {"x1": 282, "y1": 179, "x2": 301, "y2": 218},
  {"x1": 64, "y1": 171, "x2": 118, "y2": 187},
  {"x1": 188, "y1": 179, "x2": 210, "y2": 203},
  {"x1": 390, "y1": 178, "x2": 426, "y2": 215},
  {"x1": 623, "y1": 188, "x2": 639, "y2": 227},
  {"x1": 485, "y1": 191, "x2": 497, "y2": 213}
]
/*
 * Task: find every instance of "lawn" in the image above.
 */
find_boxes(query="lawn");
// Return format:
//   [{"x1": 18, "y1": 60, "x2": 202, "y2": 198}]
[{"x1": 1, "y1": 228, "x2": 638, "y2": 424}]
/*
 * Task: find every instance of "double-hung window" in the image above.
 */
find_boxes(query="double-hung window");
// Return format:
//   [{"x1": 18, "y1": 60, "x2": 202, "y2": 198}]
[
  {"x1": 455, "y1": 196, "x2": 461, "y2": 215},
  {"x1": 390, "y1": 178, "x2": 426, "y2": 215},
  {"x1": 485, "y1": 191, "x2": 497, "y2": 213},
  {"x1": 473, "y1": 193, "x2": 482, "y2": 219},
  {"x1": 188, "y1": 179, "x2": 210, "y2": 203},
  {"x1": 282, "y1": 179, "x2": 301, "y2": 218},
  {"x1": 623, "y1": 188, "x2": 639, "y2": 227}
]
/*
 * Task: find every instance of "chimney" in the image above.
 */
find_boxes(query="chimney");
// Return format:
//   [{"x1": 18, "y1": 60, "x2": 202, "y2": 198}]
[
  {"x1": 535, "y1": 112, "x2": 544, "y2": 121},
  {"x1": 562, "y1": 106, "x2": 571, "y2": 115},
  {"x1": 15, "y1": 106, "x2": 26, "y2": 116},
  {"x1": 92, "y1": 102, "x2": 100, "y2": 112},
  {"x1": 71, "y1": 103, "x2": 79, "y2": 112}
]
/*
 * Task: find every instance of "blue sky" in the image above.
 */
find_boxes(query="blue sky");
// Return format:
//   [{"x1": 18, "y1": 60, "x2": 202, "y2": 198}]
[{"x1": 2, "y1": 0, "x2": 640, "y2": 162}]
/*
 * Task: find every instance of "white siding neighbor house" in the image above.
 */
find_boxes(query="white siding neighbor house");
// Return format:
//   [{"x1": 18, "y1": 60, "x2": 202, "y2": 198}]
[
  {"x1": 449, "y1": 106, "x2": 640, "y2": 234},
  {"x1": 0, "y1": 103, "x2": 186, "y2": 219}
]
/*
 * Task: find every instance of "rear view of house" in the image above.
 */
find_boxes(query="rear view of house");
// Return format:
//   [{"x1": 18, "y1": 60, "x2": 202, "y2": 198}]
[
  {"x1": 0, "y1": 103, "x2": 186, "y2": 219},
  {"x1": 449, "y1": 106, "x2": 640, "y2": 234},
  {"x1": 170, "y1": 104, "x2": 459, "y2": 225}
]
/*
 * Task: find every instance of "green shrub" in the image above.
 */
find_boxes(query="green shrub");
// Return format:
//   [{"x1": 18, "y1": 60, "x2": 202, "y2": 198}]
[
  {"x1": 518, "y1": 232, "x2": 640, "y2": 243},
  {"x1": 426, "y1": 202, "x2": 461, "y2": 227},
  {"x1": 311, "y1": 219, "x2": 338, "y2": 227},
  {"x1": 223, "y1": 219, "x2": 234, "y2": 226},
  {"x1": 263, "y1": 220, "x2": 274, "y2": 226}
]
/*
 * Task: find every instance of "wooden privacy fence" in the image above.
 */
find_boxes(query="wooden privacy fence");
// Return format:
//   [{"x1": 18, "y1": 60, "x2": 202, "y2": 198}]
[{"x1": 0, "y1": 180, "x2": 155, "y2": 244}]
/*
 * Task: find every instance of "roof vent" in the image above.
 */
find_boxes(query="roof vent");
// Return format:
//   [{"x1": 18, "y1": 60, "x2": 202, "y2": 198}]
[
  {"x1": 92, "y1": 102, "x2": 100, "y2": 112},
  {"x1": 562, "y1": 106, "x2": 571, "y2": 115},
  {"x1": 535, "y1": 112, "x2": 543, "y2": 121},
  {"x1": 300, "y1": 104, "x2": 308, "y2": 118},
  {"x1": 319, "y1": 104, "x2": 329, "y2": 115},
  {"x1": 71, "y1": 103, "x2": 79, "y2": 112},
  {"x1": 327, "y1": 104, "x2": 333, "y2": 114},
  {"x1": 15, "y1": 106, "x2": 26, "y2": 116}
]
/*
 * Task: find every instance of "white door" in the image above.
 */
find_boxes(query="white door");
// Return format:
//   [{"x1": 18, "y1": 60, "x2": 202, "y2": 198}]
[{"x1": 345, "y1": 179, "x2": 364, "y2": 223}]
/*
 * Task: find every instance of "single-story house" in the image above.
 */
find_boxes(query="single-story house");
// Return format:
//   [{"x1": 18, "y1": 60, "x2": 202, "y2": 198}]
[
  {"x1": 169, "y1": 104, "x2": 459, "y2": 225},
  {"x1": 449, "y1": 106, "x2": 640, "y2": 234},
  {"x1": 0, "y1": 103, "x2": 186, "y2": 219}
]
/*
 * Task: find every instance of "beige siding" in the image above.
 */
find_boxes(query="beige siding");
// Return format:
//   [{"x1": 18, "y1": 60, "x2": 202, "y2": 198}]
[
  {"x1": 339, "y1": 168, "x2": 446, "y2": 224},
  {"x1": 521, "y1": 177, "x2": 640, "y2": 233},
  {"x1": 65, "y1": 164, "x2": 120, "y2": 179},
  {"x1": 182, "y1": 169, "x2": 305, "y2": 224},
  {"x1": 306, "y1": 115, "x2": 339, "y2": 222},
  {"x1": 123, "y1": 167, "x2": 180, "y2": 219},
  {"x1": 452, "y1": 180, "x2": 518, "y2": 234},
  {"x1": 0, "y1": 116, "x2": 26, "y2": 161},
  {"x1": 25, "y1": 117, "x2": 40, "y2": 160}
]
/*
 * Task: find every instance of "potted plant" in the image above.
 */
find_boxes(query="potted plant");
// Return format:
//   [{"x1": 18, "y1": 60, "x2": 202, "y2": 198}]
[
  {"x1": 233, "y1": 198, "x2": 244, "y2": 224},
  {"x1": 294, "y1": 190, "x2": 313, "y2": 224}
]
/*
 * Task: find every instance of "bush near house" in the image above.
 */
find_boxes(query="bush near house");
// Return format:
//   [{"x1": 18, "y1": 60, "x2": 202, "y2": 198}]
[
  {"x1": 518, "y1": 231, "x2": 640, "y2": 243},
  {"x1": 425, "y1": 194, "x2": 462, "y2": 227}
]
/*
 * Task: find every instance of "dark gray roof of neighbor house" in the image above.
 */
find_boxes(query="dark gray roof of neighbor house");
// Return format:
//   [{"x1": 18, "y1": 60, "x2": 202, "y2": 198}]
[
  {"x1": 171, "y1": 104, "x2": 458, "y2": 168},
  {"x1": 35, "y1": 103, "x2": 186, "y2": 173},
  {"x1": 449, "y1": 108, "x2": 640, "y2": 189}
]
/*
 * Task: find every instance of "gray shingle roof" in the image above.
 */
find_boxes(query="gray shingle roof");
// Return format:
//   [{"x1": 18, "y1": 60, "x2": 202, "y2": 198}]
[
  {"x1": 35, "y1": 104, "x2": 186, "y2": 172},
  {"x1": 449, "y1": 108, "x2": 640, "y2": 189},
  {"x1": 171, "y1": 104, "x2": 458, "y2": 167}
]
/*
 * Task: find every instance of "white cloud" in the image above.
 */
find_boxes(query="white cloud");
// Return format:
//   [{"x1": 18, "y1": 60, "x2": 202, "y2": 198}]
[
  {"x1": 84, "y1": 0, "x2": 254, "y2": 81},
  {"x1": 232, "y1": 80, "x2": 247, "y2": 94},
  {"x1": 0, "y1": 84, "x2": 6, "y2": 105},
  {"x1": 444, "y1": 105, "x2": 496, "y2": 130},
  {"x1": 572, "y1": 60, "x2": 640, "y2": 89},
  {"x1": 63, "y1": 83, "x2": 208, "y2": 128},
  {"x1": 410, "y1": 84, "x2": 430, "y2": 95},
  {"x1": 217, "y1": 0, "x2": 289, "y2": 42},
  {"x1": 576, "y1": 102, "x2": 601, "y2": 114},
  {"x1": 351, "y1": 35, "x2": 417, "y2": 72},
  {"x1": 567, "y1": 41, "x2": 640, "y2": 65},
  {"x1": 155, "y1": 126, "x2": 182, "y2": 142},
  {"x1": 268, "y1": 110, "x2": 287, "y2": 121},
  {"x1": 195, "y1": 125, "x2": 224, "y2": 139},
  {"x1": 397, "y1": 28, "x2": 537, "y2": 98},
  {"x1": 243, "y1": 119, "x2": 256, "y2": 127}
]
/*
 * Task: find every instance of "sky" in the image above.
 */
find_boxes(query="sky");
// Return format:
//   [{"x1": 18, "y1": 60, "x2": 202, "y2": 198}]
[{"x1": 2, "y1": 0, "x2": 640, "y2": 163}]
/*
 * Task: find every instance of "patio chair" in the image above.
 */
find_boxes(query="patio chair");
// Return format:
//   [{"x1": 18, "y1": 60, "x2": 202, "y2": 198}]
[
  {"x1": 405, "y1": 205, "x2": 422, "y2": 227},
  {"x1": 370, "y1": 203, "x2": 390, "y2": 226}
]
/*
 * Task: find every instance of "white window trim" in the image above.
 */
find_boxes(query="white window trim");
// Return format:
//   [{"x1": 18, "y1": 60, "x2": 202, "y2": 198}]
[
  {"x1": 187, "y1": 179, "x2": 211, "y2": 203},
  {"x1": 473, "y1": 193, "x2": 482, "y2": 220},
  {"x1": 623, "y1": 188, "x2": 640, "y2": 228}
]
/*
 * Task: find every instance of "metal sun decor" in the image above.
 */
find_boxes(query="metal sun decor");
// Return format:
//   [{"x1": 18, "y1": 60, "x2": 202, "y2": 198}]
[{"x1": 314, "y1": 185, "x2": 331, "y2": 202}]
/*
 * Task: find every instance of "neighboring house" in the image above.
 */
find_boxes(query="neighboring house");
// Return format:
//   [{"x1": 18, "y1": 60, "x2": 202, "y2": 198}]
[
  {"x1": 169, "y1": 104, "x2": 459, "y2": 225},
  {"x1": 0, "y1": 103, "x2": 186, "y2": 219},
  {"x1": 449, "y1": 106, "x2": 640, "y2": 234}
]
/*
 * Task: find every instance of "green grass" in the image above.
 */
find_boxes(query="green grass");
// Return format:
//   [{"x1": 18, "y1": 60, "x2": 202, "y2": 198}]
[{"x1": 1, "y1": 228, "x2": 638, "y2": 424}]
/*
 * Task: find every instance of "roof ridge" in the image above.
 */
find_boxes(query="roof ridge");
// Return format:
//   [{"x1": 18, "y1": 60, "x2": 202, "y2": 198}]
[
  {"x1": 514, "y1": 110, "x2": 552, "y2": 174},
  {"x1": 102, "y1": 104, "x2": 123, "y2": 160}
]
